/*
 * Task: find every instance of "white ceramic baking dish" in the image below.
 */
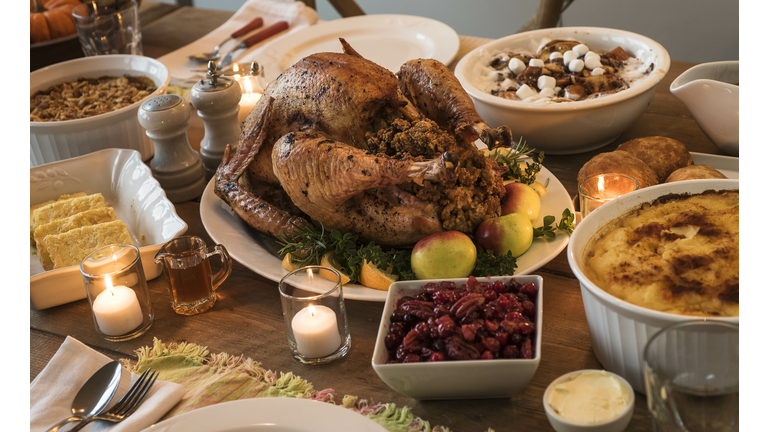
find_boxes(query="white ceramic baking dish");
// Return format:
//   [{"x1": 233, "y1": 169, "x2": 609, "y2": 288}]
[
  {"x1": 567, "y1": 178, "x2": 738, "y2": 392},
  {"x1": 30, "y1": 149, "x2": 187, "y2": 310}
]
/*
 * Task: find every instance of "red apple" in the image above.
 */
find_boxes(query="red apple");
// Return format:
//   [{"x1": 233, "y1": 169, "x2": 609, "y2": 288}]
[
  {"x1": 501, "y1": 182, "x2": 541, "y2": 222},
  {"x1": 411, "y1": 231, "x2": 477, "y2": 280},
  {"x1": 475, "y1": 213, "x2": 533, "y2": 257}
]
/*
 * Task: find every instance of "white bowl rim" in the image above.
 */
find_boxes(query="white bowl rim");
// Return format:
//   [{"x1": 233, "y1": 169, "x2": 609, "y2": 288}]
[
  {"x1": 669, "y1": 60, "x2": 739, "y2": 91},
  {"x1": 567, "y1": 178, "x2": 739, "y2": 323},
  {"x1": 30, "y1": 54, "x2": 170, "y2": 128},
  {"x1": 455, "y1": 26, "x2": 671, "y2": 112},
  {"x1": 543, "y1": 369, "x2": 635, "y2": 427}
]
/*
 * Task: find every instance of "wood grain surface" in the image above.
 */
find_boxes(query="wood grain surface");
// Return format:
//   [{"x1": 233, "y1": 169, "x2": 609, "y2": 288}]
[{"x1": 30, "y1": 4, "x2": 727, "y2": 431}]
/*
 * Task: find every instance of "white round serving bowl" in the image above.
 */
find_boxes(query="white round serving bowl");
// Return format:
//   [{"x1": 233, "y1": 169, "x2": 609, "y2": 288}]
[
  {"x1": 670, "y1": 61, "x2": 739, "y2": 156},
  {"x1": 543, "y1": 370, "x2": 634, "y2": 432},
  {"x1": 567, "y1": 178, "x2": 739, "y2": 393},
  {"x1": 30, "y1": 55, "x2": 170, "y2": 167},
  {"x1": 455, "y1": 27, "x2": 670, "y2": 155},
  {"x1": 371, "y1": 275, "x2": 543, "y2": 400}
]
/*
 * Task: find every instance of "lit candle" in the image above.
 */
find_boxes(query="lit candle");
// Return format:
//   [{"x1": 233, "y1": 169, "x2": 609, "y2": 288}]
[
  {"x1": 92, "y1": 278, "x2": 144, "y2": 336},
  {"x1": 237, "y1": 75, "x2": 263, "y2": 125},
  {"x1": 291, "y1": 305, "x2": 342, "y2": 358},
  {"x1": 579, "y1": 174, "x2": 639, "y2": 217}
]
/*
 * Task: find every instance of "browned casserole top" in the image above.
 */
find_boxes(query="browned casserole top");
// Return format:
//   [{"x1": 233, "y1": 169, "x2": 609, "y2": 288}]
[{"x1": 584, "y1": 189, "x2": 739, "y2": 317}]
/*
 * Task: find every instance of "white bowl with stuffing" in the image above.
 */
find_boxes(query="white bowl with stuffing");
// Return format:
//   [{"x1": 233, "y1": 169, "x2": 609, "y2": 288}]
[
  {"x1": 454, "y1": 27, "x2": 670, "y2": 154},
  {"x1": 30, "y1": 55, "x2": 170, "y2": 167},
  {"x1": 566, "y1": 178, "x2": 738, "y2": 393}
]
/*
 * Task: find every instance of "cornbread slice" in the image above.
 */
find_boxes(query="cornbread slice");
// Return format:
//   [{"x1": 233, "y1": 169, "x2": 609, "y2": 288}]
[
  {"x1": 39, "y1": 220, "x2": 133, "y2": 270},
  {"x1": 34, "y1": 207, "x2": 117, "y2": 270},
  {"x1": 30, "y1": 193, "x2": 106, "y2": 244},
  {"x1": 30, "y1": 192, "x2": 88, "y2": 244}
]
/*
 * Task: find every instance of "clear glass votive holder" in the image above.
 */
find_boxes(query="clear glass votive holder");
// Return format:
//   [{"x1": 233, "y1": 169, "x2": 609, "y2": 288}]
[
  {"x1": 278, "y1": 266, "x2": 351, "y2": 365},
  {"x1": 72, "y1": 0, "x2": 143, "y2": 56},
  {"x1": 80, "y1": 244, "x2": 154, "y2": 342},
  {"x1": 643, "y1": 321, "x2": 739, "y2": 432},
  {"x1": 579, "y1": 173, "x2": 639, "y2": 218}
]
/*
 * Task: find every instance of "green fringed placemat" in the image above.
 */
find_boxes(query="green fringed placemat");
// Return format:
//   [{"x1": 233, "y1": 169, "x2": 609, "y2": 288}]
[{"x1": 121, "y1": 338, "x2": 493, "y2": 432}]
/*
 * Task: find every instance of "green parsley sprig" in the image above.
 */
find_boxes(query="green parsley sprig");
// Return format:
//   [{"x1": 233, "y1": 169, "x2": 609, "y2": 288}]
[
  {"x1": 472, "y1": 247, "x2": 518, "y2": 277},
  {"x1": 533, "y1": 209, "x2": 575, "y2": 240}
]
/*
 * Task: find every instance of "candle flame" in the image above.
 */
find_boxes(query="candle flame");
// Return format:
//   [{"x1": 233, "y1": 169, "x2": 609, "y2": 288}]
[
  {"x1": 308, "y1": 268, "x2": 314, "y2": 281},
  {"x1": 232, "y1": 63, "x2": 242, "y2": 80},
  {"x1": 105, "y1": 277, "x2": 115, "y2": 296},
  {"x1": 308, "y1": 305, "x2": 317, "y2": 317},
  {"x1": 243, "y1": 76, "x2": 254, "y2": 94},
  {"x1": 597, "y1": 175, "x2": 605, "y2": 193}
]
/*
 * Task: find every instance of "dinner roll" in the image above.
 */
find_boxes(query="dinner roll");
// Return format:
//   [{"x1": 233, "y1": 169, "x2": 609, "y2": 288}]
[
  {"x1": 617, "y1": 136, "x2": 693, "y2": 181},
  {"x1": 578, "y1": 150, "x2": 660, "y2": 189},
  {"x1": 665, "y1": 165, "x2": 727, "y2": 182}
]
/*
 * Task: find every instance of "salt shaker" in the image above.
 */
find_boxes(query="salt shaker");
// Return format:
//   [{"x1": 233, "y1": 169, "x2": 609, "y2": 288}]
[
  {"x1": 138, "y1": 94, "x2": 206, "y2": 203},
  {"x1": 191, "y1": 62, "x2": 243, "y2": 180}
]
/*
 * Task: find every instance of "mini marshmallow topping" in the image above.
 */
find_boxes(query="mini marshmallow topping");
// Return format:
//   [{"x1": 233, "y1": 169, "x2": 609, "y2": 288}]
[
  {"x1": 573, "y1": 43, "x2": 590, "y2": 57},
  {"x1": 508, "y1": 58, "x2": 526, "y2": 75},
  {"x1": 529, "y1": 58, "x2": 545, "y2": 68},
  {"x1": 539, "y1": 87, "x2": 555, "y2": 98},
  {"x1": 537, "y1": 75, "x2": 556, "y2": 90},
  {"x1": 592, "y1": 67, "x2": 605, "y2": 76},
  {"x1": 563, "y1": 50, "x2": 578, "y2": 64},
  {"x1": 569, "y1": 59, "x2": 585, "y2": 73},
  {"x1": 549, "y1": 51, "x2": 563, "y2": 60},
  {"x1": 516, "y1": 84, "x2": 535, "y2": 100}
]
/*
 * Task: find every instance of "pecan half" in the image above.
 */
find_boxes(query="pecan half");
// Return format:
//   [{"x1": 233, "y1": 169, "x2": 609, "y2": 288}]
[
  {"x1": 445, "y1": 335, "x2": 481, "y2": 360},
  {"x1": 449, "y1": 293, "x2": 485, "y2": 318}
]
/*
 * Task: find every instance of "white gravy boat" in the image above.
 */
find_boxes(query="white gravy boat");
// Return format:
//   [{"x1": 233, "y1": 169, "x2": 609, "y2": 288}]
[{"x1": 670, "y1": 61, "x2": 738, "y2": 156}]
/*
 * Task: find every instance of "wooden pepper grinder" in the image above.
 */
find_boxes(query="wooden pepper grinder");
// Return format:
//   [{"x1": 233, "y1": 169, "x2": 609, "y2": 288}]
[
  {"x1": 191, "y1": 61, "x2": 243, "y2": 181},
  {"x1": 138, "y1": 94, "x2": 206, "y2": 203}
]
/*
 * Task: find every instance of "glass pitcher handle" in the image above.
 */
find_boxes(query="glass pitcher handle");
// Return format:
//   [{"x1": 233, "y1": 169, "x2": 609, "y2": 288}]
[{"x1": 206, "y1": 244, "x2": 232, "y2": 292}]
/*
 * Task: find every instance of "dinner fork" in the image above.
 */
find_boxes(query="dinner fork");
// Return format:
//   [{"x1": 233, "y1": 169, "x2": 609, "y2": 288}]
[{"x1": 68, "y1": 369, "x2": 159, "y2": 431}]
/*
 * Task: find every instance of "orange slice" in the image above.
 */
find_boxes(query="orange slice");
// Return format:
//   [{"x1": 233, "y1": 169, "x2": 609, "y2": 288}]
[
  {"x1": 281, "y1": 253, "x2": 300, "y2": 272},
  {"x1": 319, "y1": 251, "x2": 351, "y2": 285},
  {"x1": 360, "y1": 260, "x2": 399, "y2": 291},
  {"x1": 530, "y1": 181, "x2": 548, "y2": 197}
]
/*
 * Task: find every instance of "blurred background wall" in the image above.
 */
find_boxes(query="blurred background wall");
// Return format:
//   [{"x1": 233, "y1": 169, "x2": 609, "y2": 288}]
[{"x1": 171, "y1": 0, "x2": 738, "y2": 63}]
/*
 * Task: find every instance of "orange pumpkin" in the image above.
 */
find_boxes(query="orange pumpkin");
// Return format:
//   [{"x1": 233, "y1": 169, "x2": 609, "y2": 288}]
[{"x1": 30, "y1": 0, "x2": 81, "y2": 44}]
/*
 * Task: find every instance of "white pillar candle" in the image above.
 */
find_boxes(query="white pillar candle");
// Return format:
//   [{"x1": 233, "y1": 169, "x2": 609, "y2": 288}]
[
  {"x1": 93, "y1": 279, "x2": 144, "y2": 336},
  {"x1": 237, "y1": 76, "x2": 263, "y2": 125},
  {"x1": 291, "y1": 305, "x2": 341, "y2": 358}
]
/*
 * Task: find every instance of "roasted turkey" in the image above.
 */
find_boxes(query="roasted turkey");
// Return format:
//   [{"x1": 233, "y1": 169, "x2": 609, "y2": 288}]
[{"x1": 215, "y1": 39, "x2": 512, "y2": 246}]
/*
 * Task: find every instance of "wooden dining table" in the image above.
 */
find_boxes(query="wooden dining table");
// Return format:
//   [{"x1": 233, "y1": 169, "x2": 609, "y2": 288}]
[{"x1": 30, "y1": 2, "x2": 727, "y2": 431}]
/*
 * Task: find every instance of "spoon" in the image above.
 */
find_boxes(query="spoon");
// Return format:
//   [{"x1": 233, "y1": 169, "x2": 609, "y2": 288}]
[
  {"x1": 46, "y1": 361, "x2": 123, "y2": 432},
  {"x1": 188, "y1": 17, "x2": 264, "y2": 62}
]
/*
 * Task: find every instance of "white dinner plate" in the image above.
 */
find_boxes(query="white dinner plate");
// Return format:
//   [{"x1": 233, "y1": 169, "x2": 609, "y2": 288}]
[
  {"x1": 141, "y1": 398, "x2": 387, "y2": 432},
  {"x1": 253, "y1": 15, "x2": 460, "y2": 81},
  {"x1": 690, "y1": 151, "x2": 739, "y2": 178},
  {"x1": 200, "y1": 165, "x2": 574, "y2": 302}
]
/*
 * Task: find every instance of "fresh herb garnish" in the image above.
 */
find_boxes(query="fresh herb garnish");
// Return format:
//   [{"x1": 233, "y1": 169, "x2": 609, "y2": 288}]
[
  {"x1": 275, "y1": 219, "x2": 415, "y2": 282},
  {"x1": 487, "y1": 138, "x2": 544, "y2": 185},
  {"x1": 472, "y1": 247, "x2": 518, "y2": 277},
  {"x1": 533, "y1": 209, "x2": 576, "y2": 240}
]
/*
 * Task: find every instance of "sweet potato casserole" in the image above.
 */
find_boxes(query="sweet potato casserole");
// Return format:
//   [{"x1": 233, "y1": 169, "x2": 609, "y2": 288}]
[{"x1": 584, "y1": 189, "x2": 739, "y2": 317}]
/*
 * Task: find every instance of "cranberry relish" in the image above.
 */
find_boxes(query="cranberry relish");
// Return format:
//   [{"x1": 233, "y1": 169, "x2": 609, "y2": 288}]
[{"x1": 385, "y1": 276, "x2": 538, "y2": 363}]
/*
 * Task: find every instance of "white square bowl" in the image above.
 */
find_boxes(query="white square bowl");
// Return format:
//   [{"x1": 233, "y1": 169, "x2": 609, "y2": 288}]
[
  {"x1": 371, "y1": 275, "x2": 542, "y2": 400},
  {"x1": 30, "y1": 149, "x2": 187, "y2": 310}
]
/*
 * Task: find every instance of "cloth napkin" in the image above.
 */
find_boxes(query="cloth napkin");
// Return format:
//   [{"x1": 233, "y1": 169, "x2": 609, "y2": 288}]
[
  {"x1": 30, "y1": 337, "x2": 186, "y2": 432},
  {"x1": 159, "y1": 0, "x2": 319, "y2": 83}
]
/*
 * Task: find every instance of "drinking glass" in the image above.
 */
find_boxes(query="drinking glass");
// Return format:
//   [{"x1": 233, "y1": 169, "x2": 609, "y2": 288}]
[
  {"x1": 154, "y1": 236, "x2": 232, "y2": 315},
  {"x1": 643, "y1": 321, "x2": 739, "y2": 432},
  {"x1": 81, "y1": 244, "x2": 153, "y2": 342},
  {"x1": 579, "y1": 173, "x2": 639, "y2": 217},
  {"x1": 278, "y1": 266, "x2": 351, "y2": 365},
  {"x1": 73, "y1": 0, "x2": 143, "y2": 56}
]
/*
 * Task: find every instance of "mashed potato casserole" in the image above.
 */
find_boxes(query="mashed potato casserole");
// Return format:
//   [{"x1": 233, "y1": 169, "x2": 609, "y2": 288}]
[{"x1": 584, "y1": 189, "x2": 738, "y2": 317}]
